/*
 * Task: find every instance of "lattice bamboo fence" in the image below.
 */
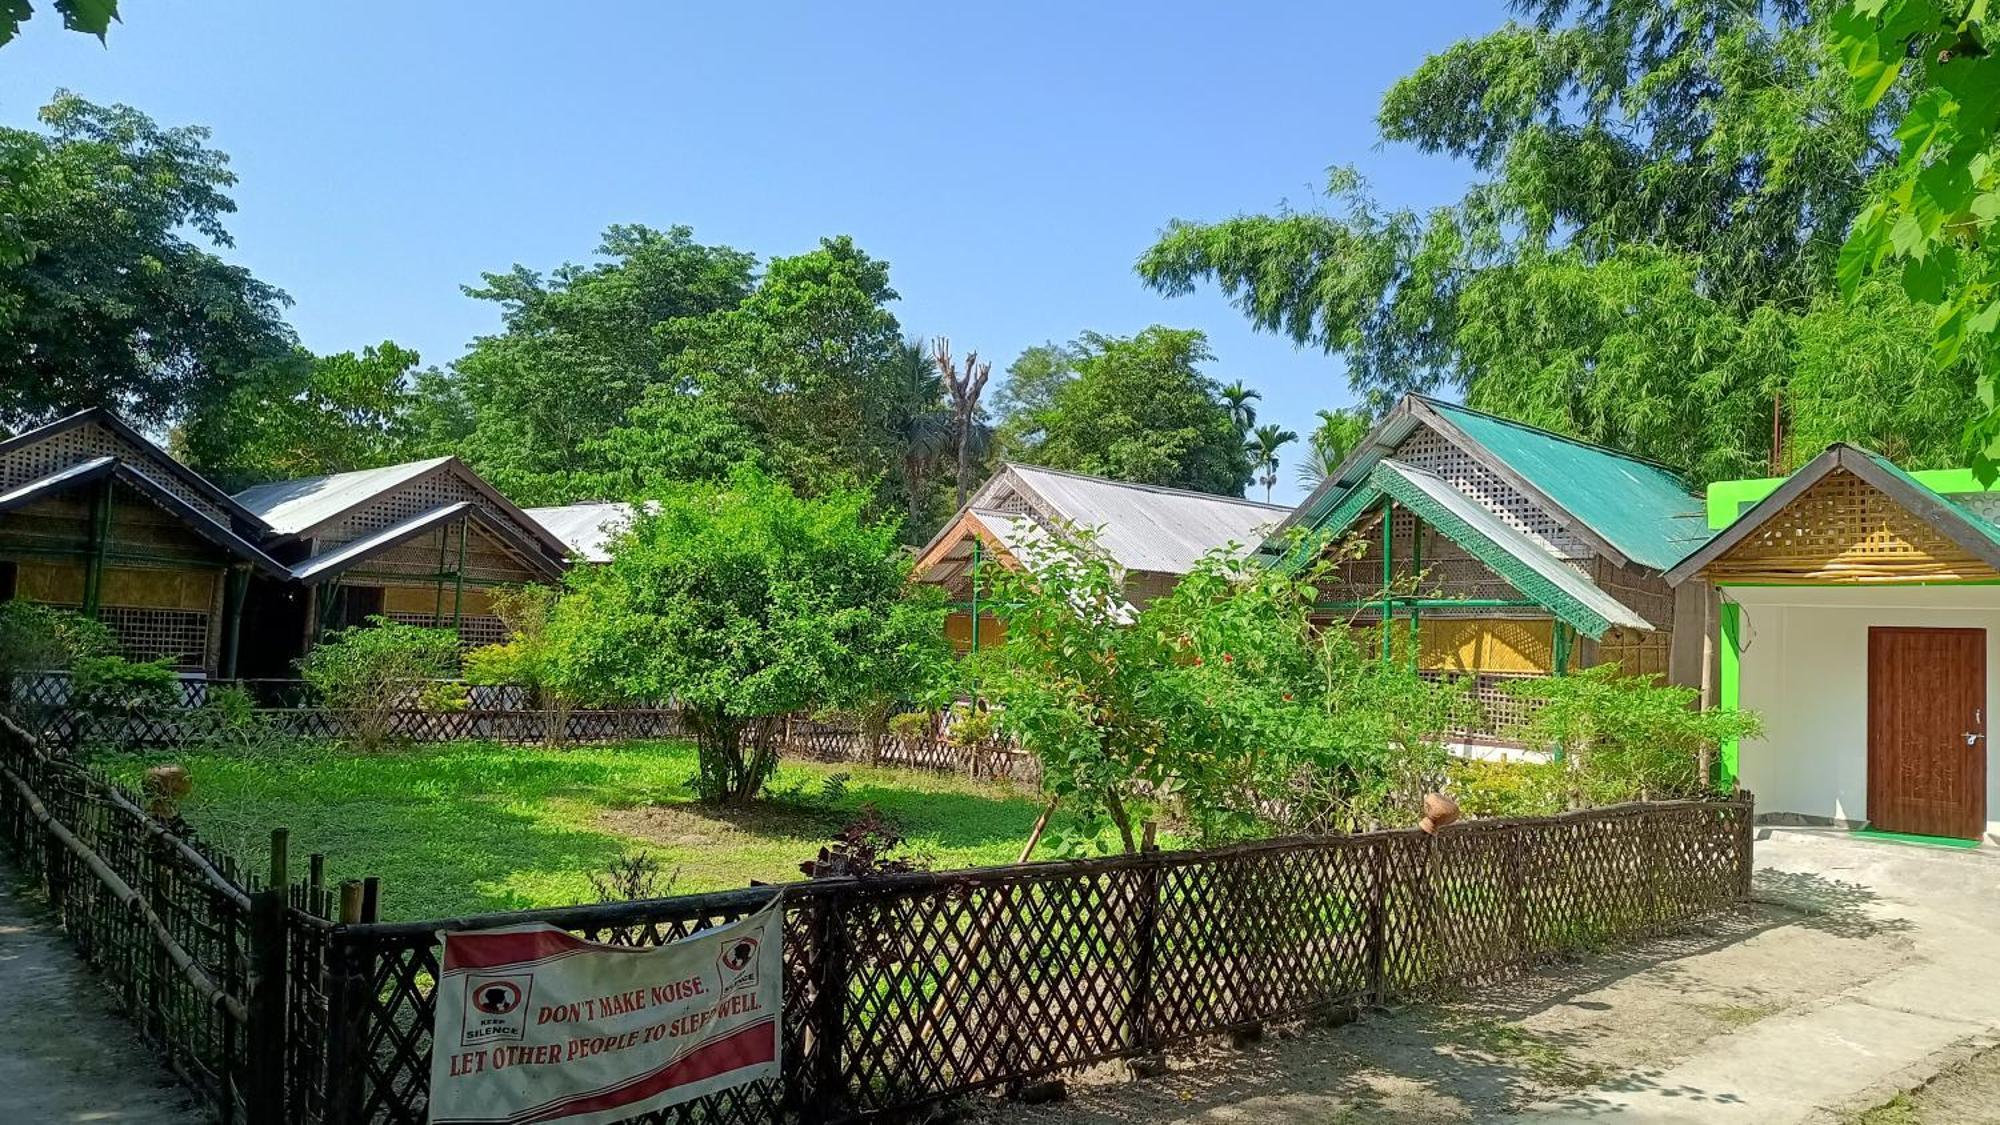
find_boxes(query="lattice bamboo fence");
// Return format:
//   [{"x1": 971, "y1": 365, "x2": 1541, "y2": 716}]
[{"x1": 322, "y1": 795, "x2": 1752, "y2": 1125}]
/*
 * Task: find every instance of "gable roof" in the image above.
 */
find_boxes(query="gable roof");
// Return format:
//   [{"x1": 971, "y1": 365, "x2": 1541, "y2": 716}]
[
  {"x1": 0, "y1": 408, "x2": 266, "y2": 527},
  {"x1": 933, "y1": 463, "x2": 1287, "y2": 576},
  {"x1": 1665, "y1": 444, "x2": 2000, "y2": 586},
  {"x1": 1289, "y1": 459, "x2": 1651, "y2": 639},
  {"x1": 0, "y1": 457, "x2": 285, "y2": 575},
  {"x1": 290, "y1": 501, "x2": 568, "y2": 584},
  {"x1": 1282, "y1": 396, "x2": 1709, "y2": 572},
  {"x1": 232, "y1": 455, "x2": 572, "y2": 562},
  {"x1": 232, "y1": 457, "x2": 455, "y2": 536},
  {"x1": 523, "y1": 502, "x2": 642, "y2": 564}
]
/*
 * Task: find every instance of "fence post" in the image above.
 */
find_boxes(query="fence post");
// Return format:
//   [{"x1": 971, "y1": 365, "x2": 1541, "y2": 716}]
[
  {"x1": 1128, "y1": 837, "x2": 1163, "y2": 1059},
  {"x1": 1736, "y1": 790, "x2": 1756, "y2": 900},
  {"x1": 322, "y1": 931, "x2": 371, "y2": 1125},
  {"x1": 1365, "y1": 837, "x2": 1389, "y2": 1007},
  {"x1": 246, "y1": 830, "x2": 291, "y2": 1124},
  {"x1": 813, "y1": 890, "x2": 849, "y2": 1120}
]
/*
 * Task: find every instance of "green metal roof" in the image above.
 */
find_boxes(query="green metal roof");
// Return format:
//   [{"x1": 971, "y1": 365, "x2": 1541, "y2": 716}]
[
  {"x1": 1422, "y1": 400, "x2": 1710, "y2": 572},
  {"x1": 1283, "y1": 460, "x2": 1652, "y2": 640}
]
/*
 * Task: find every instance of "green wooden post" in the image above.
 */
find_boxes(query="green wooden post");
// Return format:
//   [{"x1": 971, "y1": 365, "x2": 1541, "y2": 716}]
[
  {"x1": 1379, "y1": 501, "x2": 1394, "y2": 660},
  {"x1": 1719, "y1": 600, "x2": 1743, "y2": 788},
  {"x1": 451, "y1": 516, "x2": 468, "y2": 629},
  {"x1": 1552, "y1": 622, "x2": 1572, "y2": 677},
  {"x1": 82, "y1": 476, "x2": 112, "y2": 617},
  {"x1": 1407, "y1": 515, "x2": 1421, "y2": 670}
]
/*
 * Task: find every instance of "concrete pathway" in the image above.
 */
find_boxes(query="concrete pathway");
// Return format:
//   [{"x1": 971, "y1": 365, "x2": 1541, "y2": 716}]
[
  {"x1": 1504, "y1": 828, "x2": 2000, "y2": 1124},
  {"x1": 0, "y1": 861, "x2": 202, "y2": 1123}
]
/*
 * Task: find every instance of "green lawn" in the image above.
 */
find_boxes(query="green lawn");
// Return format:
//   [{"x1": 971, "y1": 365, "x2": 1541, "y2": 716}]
[{"x1": 113, "y1": 740, "x2": 1105, "y2": 921}]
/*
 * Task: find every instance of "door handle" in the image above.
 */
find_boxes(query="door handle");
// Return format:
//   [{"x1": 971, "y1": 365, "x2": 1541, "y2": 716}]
[{"x1": 1968, "y1": 731, "x2": 1986, "y2": 747}]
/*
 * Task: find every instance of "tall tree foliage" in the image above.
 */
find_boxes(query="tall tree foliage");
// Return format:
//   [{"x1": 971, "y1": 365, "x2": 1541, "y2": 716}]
[
  {"x1": 1835, "y1": 0, "x2": 2000, "y2": 478},
  {"x1": 0, "y1": 93, "x2": 293, "y2": 433},
  {"x1": 997, "y1": 327, "x2": 1252, "y2": 496},
  {"x1": 0, "y1": 0, "x2": 117, "y2": 48},
  {"x1": 181, "y1": 342, "x2": 443, "y2": 488},
  {"x1": 444, "y1": 225, "x2": 755, "y2": 503},
  {"x1": 1138, "y1": 2, "x2": 1954, "y2": 481}
]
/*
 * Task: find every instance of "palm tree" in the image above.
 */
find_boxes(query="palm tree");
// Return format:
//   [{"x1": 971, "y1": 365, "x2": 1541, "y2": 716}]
[
  {"x1": 884, "y1": 339, "x2": 952, "y2": 530},
  {"x1": 1248, "y1": 422, "x2": 1298, "y2": 503},
  {"x1": 1221, "y1": 380, "x2": 1261, "y2": 434},
  {"x1": 1296, "y1": 407, "x2": 1372, "y2": 491}
]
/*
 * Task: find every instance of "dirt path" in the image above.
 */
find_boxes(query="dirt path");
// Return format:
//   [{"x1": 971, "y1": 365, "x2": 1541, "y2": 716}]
[{"x1": 0, "y1": 862, "x2": 201, "y2": 1123}]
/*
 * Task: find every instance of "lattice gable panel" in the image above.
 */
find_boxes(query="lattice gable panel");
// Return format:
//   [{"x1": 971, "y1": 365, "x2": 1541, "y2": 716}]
[
  {"x1": 314, "y1": 466, "x2": 545, "y2": 552},
  {"x1": 1391, "y1": 426, "x2": 1593, "y2": 560},
  {"x1": 0, "y1": 421, "x2": 228, "y2": 522},
  {"x1": 0, "y1": 483, "x2": 231, "y2": 566},
  {"x1": 1706, "y1": 469, "x2": 2000, "y2": 584}
]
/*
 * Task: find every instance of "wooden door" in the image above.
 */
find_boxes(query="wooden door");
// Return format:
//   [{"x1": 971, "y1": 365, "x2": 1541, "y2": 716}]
[{"x1": 1867, "y1": 627, "x2": 1987, "y2": 839}]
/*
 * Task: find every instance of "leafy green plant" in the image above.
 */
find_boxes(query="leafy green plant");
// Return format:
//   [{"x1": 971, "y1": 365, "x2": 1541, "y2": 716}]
[
  {"x1": 296, "y1": 616, "x2": 461, "y2": 751},
  {"x1": 1448, "y1": 759, "x2": 1568, "y2": 819},
  {"x1": 1505, "y1": 665, "x2": 1763, "y2": 805},
  {"x1": 0, "y1": 602, "x2": 114, "y2": 697},
  {"x1": 543, "y1": 467, "x2": 951, "y2": 805},
  {"x1": 69, "y1": 653, "x2": 179, "y2": 742}
]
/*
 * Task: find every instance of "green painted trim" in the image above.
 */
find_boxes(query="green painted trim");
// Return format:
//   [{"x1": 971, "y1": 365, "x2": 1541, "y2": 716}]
[
  {"x1": 1719, "y1": 601, "x2": 1741, "y2": 788},
  {"x1": 1850, "y1": 827, "x2": 1981, "y2": 850},
  {"x1": 1716, "y1": 579, "x2": 2000, "y2": 588},
  {"x1": 1316, "y1": 598, "x2": 1541, "y2": 611},
  {"x1": 1380, "y1": 499, "x2": 1393, "y2": 659}
]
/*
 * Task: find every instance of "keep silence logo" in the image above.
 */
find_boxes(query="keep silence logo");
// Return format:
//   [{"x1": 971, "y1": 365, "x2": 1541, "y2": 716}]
[
  {"x1": 462, "y1": 974, "x2": 532, "y2": 1046},
  {"x1": 717, "y1": 936, "x2": 759, "y2": 996}
]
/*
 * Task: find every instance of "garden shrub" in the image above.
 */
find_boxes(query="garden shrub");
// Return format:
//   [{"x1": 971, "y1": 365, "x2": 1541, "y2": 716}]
[
  {"x1": 0, "y1": 602, "x2": 114, "y2": 701},
  {"x1": 1505, "y1": 664, "x2": 1763, "y2": 805},
  {"x1": 1448, "y1": 758, "x2": 1567, "y2": 819},
  {"x1": 69, "y1": 653, "x2": 180, "y2": 732},
  {"x1": 297, "y1": 616, "x2": 461, "y2": 751}
]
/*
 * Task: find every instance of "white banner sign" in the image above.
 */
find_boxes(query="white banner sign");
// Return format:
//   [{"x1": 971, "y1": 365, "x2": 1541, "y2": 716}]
[{"x1": 428, "y1": 899, "x2": 784, "y2": 1125}]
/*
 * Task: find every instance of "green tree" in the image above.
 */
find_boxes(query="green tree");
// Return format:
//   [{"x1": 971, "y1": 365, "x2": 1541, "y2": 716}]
[
  {"x1": 546, "y1": 468, "x2": 948, "y2": 805},
  {"x1": 881, "y1": 338, "x2": 954, "y2": 535},
  {"x1": 1221, "y1": 379, "x2": 1261, "y2": 434},
  {"x1": 1298, "y1": 407, "x2": 1372, "y2": 490},
  {"x1": 1247, "y1": 422, "x2": 1297, "y2": 503},
  {"x1": 1506, "y1": 665, "x2": 1763, "y2": 804},
  {"x1": 1011, "y1": 327, "x2": 1251, "y2": 495},
  {"x1": 446, "y1": 225, "x2": 756, "y2": 503},
  {"x1": 990, "y1": 342, "x2": 1078, "y2": 462},
  {"x1": 1834, "y1": 0, "x2": 2000, "y2": 478},
  {"x1": 0, "y1": 93, "x2": 294, "y2": 432},
  {"x1": 0, "y1": 0, "x2": 117, "y2": 48},
  {"x1": 297, "y1": 617, "x2": 463, "y2": 752},
  {"x1": 578, "y1": 385, "x2": 761, "y2": 499},
  {"x1": 665, "y1": 236, "x2": 907, "y2": 504},
  {"x1": 181, "y1": 341, "x2": 430, "y2": 487},
  {"x1": 1139, "y1": 2, "x2": 1919, "y2": 480}
]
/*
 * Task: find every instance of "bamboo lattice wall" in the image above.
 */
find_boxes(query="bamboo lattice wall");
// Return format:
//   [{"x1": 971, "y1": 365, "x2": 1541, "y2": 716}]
[{"x1": 1704, "y1": 470, "x2": 2000, "y2": 585}]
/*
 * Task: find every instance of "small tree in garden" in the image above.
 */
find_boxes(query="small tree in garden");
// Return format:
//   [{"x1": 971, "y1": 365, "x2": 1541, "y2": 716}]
[
  {"x1": 1505, "y1": 665, "x2": 1762, "y2": 807},
  {"x1": 296, "y1": 617, "x2": 462, "y2": 751},
  {"x1": 546, "y1": 468, "x2": 950, "y2": 805},
  {"x1": 979, "y1": 528, "x2": 1471, "y2": 853},
  {"x1": 464, "y1": 584, "x2": 585, "y2": 737}
]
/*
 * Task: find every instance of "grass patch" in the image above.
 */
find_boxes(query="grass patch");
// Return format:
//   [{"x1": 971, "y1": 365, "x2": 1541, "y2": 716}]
[{"x1": 109, "y1": 739, "x2": 1126, "y2": 921}]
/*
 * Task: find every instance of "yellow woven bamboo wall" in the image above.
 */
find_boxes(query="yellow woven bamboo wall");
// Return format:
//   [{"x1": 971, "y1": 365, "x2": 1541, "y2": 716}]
[
  {"x1": 17, "y1": 562, "x2": 217, "y2": 610},
  {"x1": 1705, "y1": 470, "x2": 2000, "y2": 584},
  {"x1": 381, "y1": 584, "x2": 495, "y2": 617},
  {"x1": 1418, "y1": 617, "x2": 1553, "y2": 674},
  {"x1": 944, "y1": 612, "x2": 1007, "y2": 654}
]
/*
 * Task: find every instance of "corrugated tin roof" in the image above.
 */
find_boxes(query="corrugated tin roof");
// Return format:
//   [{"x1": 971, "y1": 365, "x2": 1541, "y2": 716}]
[
  {"x1": 1305, "y1": 460, "x2": 1652, "y2": 638},
  {"x1": 992, "y1": 464, "x2": 1288, "y2": 575},
  {"x1": 1422, "y1": 400, "x2": 1709, "y2": 571},
  {"x1": 523, "y1": 502, "x2": 642, "y2": 563},
  {"x1": 233, "y1": 457, "x2": 453, "y2": 535}
]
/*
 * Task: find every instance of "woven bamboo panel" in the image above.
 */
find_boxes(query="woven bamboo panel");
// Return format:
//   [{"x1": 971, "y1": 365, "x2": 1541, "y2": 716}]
[
  {"x1": 944, "y1": 611, "x2": 1008, "y2": 653},
  {"x1": 1705, "y1": 470, "x2": 2000, "y2": 584},
  {"x1": 1592, "y1": 626, "x2": 1671, "y2": 678},
  {"x1": 1321, "y1": 510, "x2": 1541, "y2": 610},
  {"x1": 1420, "y1": 618, "x2": 1553, "y2": 674},
  {"x1": 0, "y1": 420, "x2": 228, "y2": 522},
  {"x1": 334, "y1": 520, "x2": 547, "y2": 588}
]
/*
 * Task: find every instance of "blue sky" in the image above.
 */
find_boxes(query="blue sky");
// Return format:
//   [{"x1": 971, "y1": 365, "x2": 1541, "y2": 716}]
[{"x1": 0, "y1": 2, "x2": 1498, "y2": 504}]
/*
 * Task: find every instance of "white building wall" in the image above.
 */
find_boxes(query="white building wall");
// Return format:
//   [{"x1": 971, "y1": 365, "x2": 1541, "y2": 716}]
[{"x1": 1730, "y1": 585, "x2": 2000, "y2": 840}]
